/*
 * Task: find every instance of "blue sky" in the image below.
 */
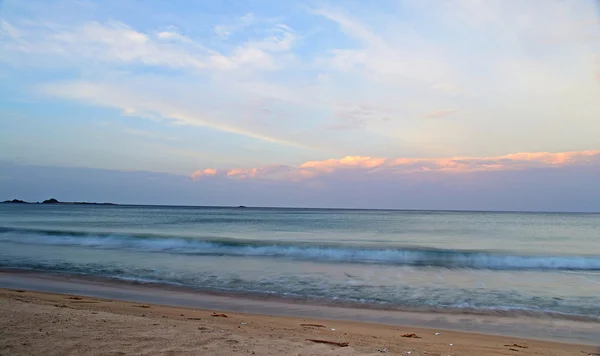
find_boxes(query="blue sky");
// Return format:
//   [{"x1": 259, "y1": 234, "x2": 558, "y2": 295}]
[{"x1": 1, "y1": 0, "x2": 600, "y2": 210}]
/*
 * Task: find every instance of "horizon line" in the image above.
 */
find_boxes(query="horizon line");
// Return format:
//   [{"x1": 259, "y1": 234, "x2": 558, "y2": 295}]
[{"x1": 3, "y1": 199, "x2": 599, "y2": 214}]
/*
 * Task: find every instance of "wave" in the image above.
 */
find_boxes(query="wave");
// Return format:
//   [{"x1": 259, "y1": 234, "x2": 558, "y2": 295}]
[{"x1": 2, "y1": 227, "x2": 600, "y2": 271}]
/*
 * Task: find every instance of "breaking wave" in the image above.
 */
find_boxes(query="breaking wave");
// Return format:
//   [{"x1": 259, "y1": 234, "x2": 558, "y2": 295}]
[{"x1": 1, "y1": 227, "x2": 600, "y2": 271}]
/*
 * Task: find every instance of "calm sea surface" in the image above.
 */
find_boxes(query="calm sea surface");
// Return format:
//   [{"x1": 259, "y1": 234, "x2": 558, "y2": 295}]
[{"x1": 1, "y1": 205, "x2": 599, "y2": 319}]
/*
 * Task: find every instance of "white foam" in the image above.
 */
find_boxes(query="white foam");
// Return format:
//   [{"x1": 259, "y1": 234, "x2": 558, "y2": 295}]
[{"x1": 2, "y1": 231, "x2": 600, "y2": 271}]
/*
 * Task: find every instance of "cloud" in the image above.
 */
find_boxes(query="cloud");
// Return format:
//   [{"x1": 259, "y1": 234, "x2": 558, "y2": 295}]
[
  {"x1": 420, "y1": 109, "x2": 460, "y2": 119},
  {"x1": 300, "y1": 156, "x2": 386, "y2": 171},
  {"x1": 2, "y1": 0, "x2": 600, "y2": 164},
  {"x1": 213, "y1": 12, "x2": 257, "y2": 38},
  {"x1": 0, "y1": 20, "x2": 294, "y2": 72},
  {"x1": 156, "y1": 30, "x2": 191, "y2": 42},
  {"x1": 430, "y1": 83, "x2": 460, "y2": 95},
  {"x1": 0, "y1": 20, "x2": 20, "y2": 38},
  {"x1": 2, "y1": 17, "x2": 315, "y2": 148},
  {"x1": 4, "y1": 161, "x2": 600, "y2": 211},
  {"x1": 191, "y1": 150, "x2": 600, "y2": 181},
  {"x1": 190, "y1": 168, "x2": 217, "y2": 179},
  {"x1": 39, "y1": 80, "x2": 306, "y2": 147},
  {"x1": 327, "y1": 103, "x2": 391, "y2": 130},
  {"x1": 313, "y1": 7, "x2": 454, "y2": 85},
  {"x1": 28, "y1": 21, "x2": 203, "y2": 69}
]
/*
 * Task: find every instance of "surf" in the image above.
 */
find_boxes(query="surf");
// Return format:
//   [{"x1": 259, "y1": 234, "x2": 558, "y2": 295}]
[{"x1": 1, "y1": 226, "x2": 600, "y2": 271}]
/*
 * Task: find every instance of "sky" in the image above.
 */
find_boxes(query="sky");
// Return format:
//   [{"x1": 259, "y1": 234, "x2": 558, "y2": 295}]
[{"x1": 1, "y1": 0, "x2": 600, "y2": 211}]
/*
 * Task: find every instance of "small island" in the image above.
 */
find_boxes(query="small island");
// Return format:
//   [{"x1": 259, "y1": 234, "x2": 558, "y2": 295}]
[
  {"x1": 2, "y1": 198, "x2": 117, "y2": 205},
  {"x1": 3, "y1": 199, "x2": 28, "y2": 204}
]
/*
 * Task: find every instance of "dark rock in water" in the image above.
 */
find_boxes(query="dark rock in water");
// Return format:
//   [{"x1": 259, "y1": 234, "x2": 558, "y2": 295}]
[
  {"x1": 3, "y1": 198, "x2": 117, "y2": 205},
  {"x1": 2, "y1": 199, "x2": 28, "y2": 204},
  {"x1": 238, "y1": 205, "x2": 247, "y2": 208}
]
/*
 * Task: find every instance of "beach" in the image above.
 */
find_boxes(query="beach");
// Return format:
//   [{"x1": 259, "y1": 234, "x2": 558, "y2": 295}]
[
  {"x1": 1, "y1": 272, "x2": 600, "y2": 356},
  {"x1": 2, "y1": 287, "x2": 598, "y2": 356},
  {"x1": 2, "y1": 206, "x2": 600, "y2": 354}
]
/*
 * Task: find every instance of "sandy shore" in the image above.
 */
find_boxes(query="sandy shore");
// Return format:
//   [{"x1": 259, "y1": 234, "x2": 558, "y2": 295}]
[{"x1": 1, "y1": 288, "x2": 598, "y2": 356}]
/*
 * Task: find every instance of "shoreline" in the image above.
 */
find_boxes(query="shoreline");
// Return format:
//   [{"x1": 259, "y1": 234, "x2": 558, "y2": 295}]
[
  {"x1": 1, "y1": 290, "x2": 598, "y2": 355},
  {"x1": 1, "y1": 270, "x2": 599, "y2": 347},
  {"x1": 1, "y1": 268, "x2": 599, "y2": 324}
]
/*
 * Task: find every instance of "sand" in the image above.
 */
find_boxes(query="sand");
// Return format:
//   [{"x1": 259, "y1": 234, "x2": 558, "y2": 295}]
[{"x1": 1, "y1": 289, "x2": 598, "y2": 356}]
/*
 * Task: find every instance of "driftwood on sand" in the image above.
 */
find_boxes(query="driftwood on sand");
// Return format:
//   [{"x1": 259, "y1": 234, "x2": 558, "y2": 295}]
[
  {"x1": 306, "y1": 339, "x2": 349, "y2": 347},
  {"x1": 505, "y1": 344, "x2": 528, "y2": 349},
  {"x1": 401, "y1": 333, "x2": 422, "y2": 339}
]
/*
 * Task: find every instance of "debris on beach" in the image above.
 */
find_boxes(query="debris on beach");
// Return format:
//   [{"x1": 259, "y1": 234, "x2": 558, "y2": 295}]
[
  {"x1": 301, "y1": 323, "x2": 326, "y2": 328},
  {"x1": 211, "y1": 312, "x2": 228, "y2": 317},
  {"x1": 186, "y1": 317, "x2": 202, "y2": 320},
  {"x1": 434, "y1": 332, "x2": 440, "y2": 335},
  {"x1": 401, "y1": 333, "x2": 422, "y2": 338},
  {"x1": 505, "y1": 344, "x2": 528, "y2": 349},
  {"x1": 306, "y1": 339, "x2": 349, "y2": 347}
]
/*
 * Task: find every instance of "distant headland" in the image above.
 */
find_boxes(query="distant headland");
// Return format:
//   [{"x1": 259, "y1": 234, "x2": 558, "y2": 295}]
[{"x1": 1, "y1": 198, "x2": 117, "y2": 206}]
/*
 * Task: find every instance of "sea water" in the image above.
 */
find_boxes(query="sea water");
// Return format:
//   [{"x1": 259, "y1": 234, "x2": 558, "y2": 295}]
[{"x1": 1, "y1": 205, "x2": 599, "y2": 319}]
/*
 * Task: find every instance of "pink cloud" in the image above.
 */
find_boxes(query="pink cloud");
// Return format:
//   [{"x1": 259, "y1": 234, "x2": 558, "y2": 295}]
[
  {"x1": 190, "y1": 150, "x2": 600, "y2": 181},
  {"x1": 300, "y1": 156, "x2": 386, "y2": 172},
  {"x1": 190, "y1": 168, "x2": 218, "y2": 179}
]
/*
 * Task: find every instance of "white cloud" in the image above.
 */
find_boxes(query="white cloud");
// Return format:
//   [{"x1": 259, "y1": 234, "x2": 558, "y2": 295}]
[
  {"x1": 213, "y1": 12, "x2": 257, "y2": 38},
  {"x1": 313, "y1": 8, "x2": 456, "y2": 87},
  {"x1": 420, "y1": 109, "x2": 460, "y2": 119},
  {"x1": 1, "y1": 19, "x2": 294, "y2": 73},
  {"x1": 430, "y1": 83, "x2": 460, "y2": 95},
  {"x1": 327, "y1": 103, "x2": 391, "y2": 130},
  {"x1": 2, "y1": 0, "x2": 600, "y2": 161},
  {"x1": 0, "y1": 20, "x2": 20, "y2": 38},
  {"x1": 156, "y1": 30, "x2": 191, "y2": 42},
  {"x1": 38, "y1": 80, "x2": 306, "y2": 147},
  {"x1": 2, "y1": 21, "x2": 206, "y2": 69}
]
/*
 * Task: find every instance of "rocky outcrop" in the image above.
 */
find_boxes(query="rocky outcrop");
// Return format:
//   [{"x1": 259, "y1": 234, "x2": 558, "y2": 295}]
[
  {"x1": 2, "y1": 198, "x2": 116, "y2": 205},
  {"x1": 2, "y1": 199, "x2": 28, "y2": 204}
]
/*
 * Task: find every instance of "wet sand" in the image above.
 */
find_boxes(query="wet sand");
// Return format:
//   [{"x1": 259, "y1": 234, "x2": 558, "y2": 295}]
[
  {"x1": 2, "y1": 289, "x2": 599, "y2": 356},
  {"x1": 1, "y1": 271, "x2": 599, "y2": 355}
]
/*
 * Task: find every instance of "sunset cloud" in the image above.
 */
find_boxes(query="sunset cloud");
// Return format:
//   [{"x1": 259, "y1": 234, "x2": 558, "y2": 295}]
[
  {"x1": 191, "y1": 150, "x2": 600, "y2": 181},
  {"x1": 190, "y1": 168, "x2": 218, "y2": 179}
]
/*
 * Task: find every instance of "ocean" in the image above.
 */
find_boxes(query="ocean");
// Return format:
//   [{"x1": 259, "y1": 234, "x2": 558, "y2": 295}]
[{"x1": 1, "y1": 204, "x2": 599, "y2": 320}]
